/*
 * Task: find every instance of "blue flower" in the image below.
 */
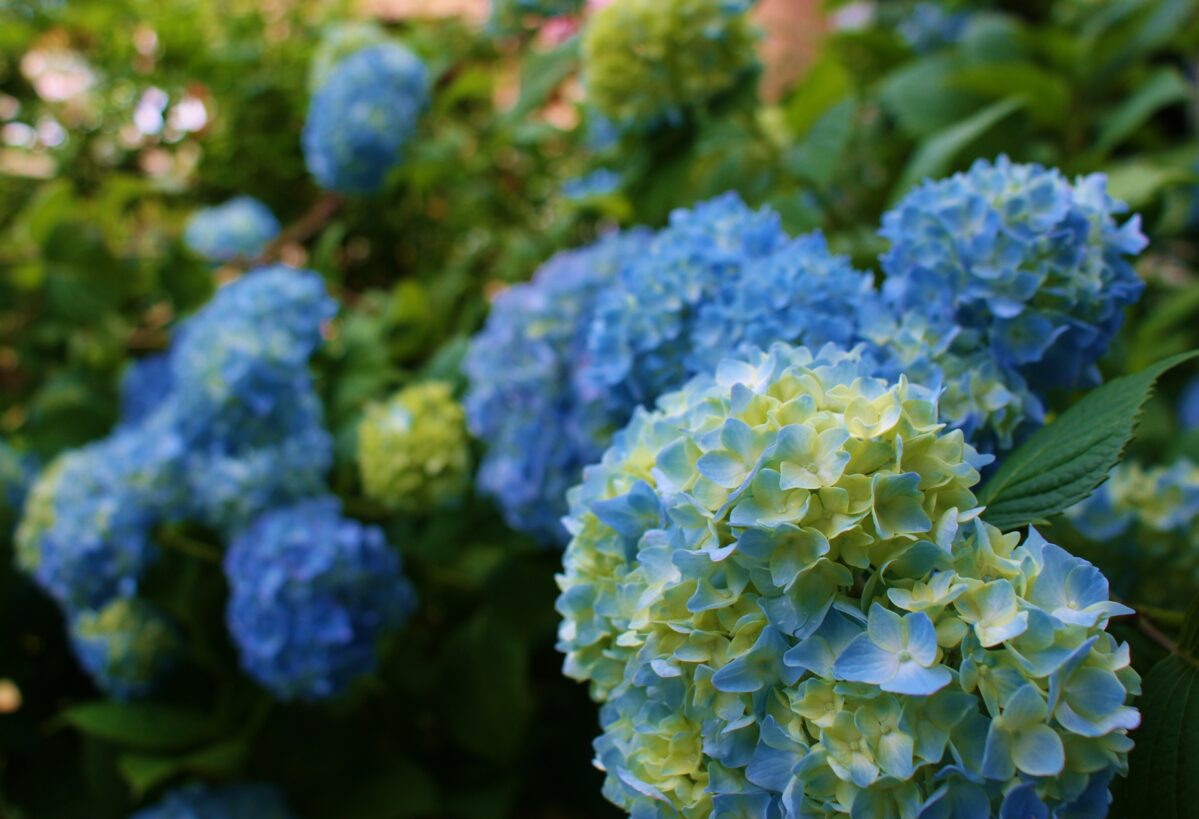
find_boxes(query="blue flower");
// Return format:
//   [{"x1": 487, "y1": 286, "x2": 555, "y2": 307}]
[
  {"x1": 69, "y1": 597, "x2": 178, "y2": 701},
  {"x1": 131, "y1": 783, "x2": 295, "y2": 819},
  {"x1": 224, "y1": 497, "x2": 415, "y2": 701},
  {"x1": 894, "y1": 2, "x2": 973, "y2": 53},
  {"x1": 558, "y1": 343, "x2": 1138, "y2": 817},
  {"x1": 1179, "y1": 376, "x2": 1199, "y2": 430},
  {"x1": 463, "y1": 230, "x2": 651, "y2": 543},
  {"x1": 562, "y1": 168, "x2": 621, "y2": 201},
  {"x1": 302, "y1": 43, "x2": 428, "y2": 194},
  {"x1": 183, "y1": 196, "x2": 280, "y2": 264},
  {"x1": 15, "y1": 420, "x2": 185, "y2": 610},
  {"x1": 880, "y1": 156, "x2": 1146, "y2": 391}
]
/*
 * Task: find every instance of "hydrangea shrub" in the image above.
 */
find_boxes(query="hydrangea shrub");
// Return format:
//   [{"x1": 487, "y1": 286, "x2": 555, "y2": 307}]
[
  {"x1": 557, "y1": 343, "x2": 1139, "y2": 817},
  {"x1": 302, "y1": 43, "x2": 428, "y2": 194},
  {"x1": 357, "y1": 381, "x2": 471, "y2": 512},
  {"x1": 183, "y1": 196, "x2": 281, "y2": 264},
  {"x1": 308, "y1": 20, "x2": 390, "y2": 92},
  {"x1": 224, "y1": 497, "x2": 415, "y2": 701},
  {"x1": 581, "y1": 0, "x2": 759, "y2": 129}
]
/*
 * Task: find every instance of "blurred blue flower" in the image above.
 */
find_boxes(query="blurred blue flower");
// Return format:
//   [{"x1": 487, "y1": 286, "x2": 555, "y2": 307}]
[
  {"x1": 302, "y1": 43, "x2": 428, "y2": 194},
  {"x1": 896, "y1": 2, "x2": 973, "y2": 53},
  {"x1": 69, "y1": 597, "x2": 178, "y2": 701},
  {"x1": 183, "y1": 196, "x2": 280, "y2": 264},
  {"x1": 463, "y1": 230, "x2": 651, "y2": 543},
  {"x1": 224, "y1": 497, "x2": 415, "y2": 701},
  {"x1": 1179, "y1": 376, "x2": 1199, "y2": 429},
  {"x1": 131, "y1": 783, "x2": 295, "y2": 819},
  {"x1": 881, "y1": 156, "x2": 1146, "y2": 391},
  {"x1": 562, "y1": 168, "x2": 620, "y2": 201}
]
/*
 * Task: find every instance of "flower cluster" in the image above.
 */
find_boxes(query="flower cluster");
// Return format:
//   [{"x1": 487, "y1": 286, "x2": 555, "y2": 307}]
[
  {"x1": 1066, "y1": 458, "x2": 1199, "y2": 604},
  {"x1": 581, "y1": 0, "x2": 759, "y2": 129},
  {"x1": 308, "y1": 20, "x2": 390, "y2": 92},
  {"x1": 558, "y1": 343, "x2": 1139, "y2": 817},
  {"x1": 881, "y1": 156, "x2": 1146, "y2": 391},
  {"x1": 16, "y1": 267, "x2": 336, "y2": 698},
  {"x1": 302, "y1": 43, "x2": 428, "y2": 195},
  {"x1": 131, "y1": 783, "x2": 295, "y2": 819},
  {"x1": 183, "y1": 196, "x2": 280, "y2": 264},
  {"x1": 562, "y1": 168, "x2": 621, "y2": 201},
  {"x1": 69, "y1": 598, "x2": 178, "y2": 702},
  {"x1": 357, "y1": 381, "x2": 471, "y2": 512},
  {"x1": 224, "y1": 497, "x2": 415, "y2": 701},
  {"x1": 463, "y1": 230, "x2": 651, "y2": 542}
]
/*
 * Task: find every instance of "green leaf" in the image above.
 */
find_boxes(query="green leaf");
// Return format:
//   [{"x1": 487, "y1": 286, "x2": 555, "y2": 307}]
[
  {"x1": 1093, "y1": 68, "x2": 1189, "y2": 157},
  {"x1": 946, "y1": 62, "x2": 1069, "y2": 126},
  {"x1": 1105, "y1": 161, "x2": 1196, "y2": 210},
  {"x1": 784, "y1": 100, "x2": 856, "y2": 190},
  {"x1": 878, "y1": 55, "x2": 980, "y2": 138},
  {"x1": 117, "y1": 737, "x2": 249, "y2": 798},
  {"x1": 782, "y1": 54, "x2": 852, "y2": 137},
  {"x1": 1115, "y1": 640, "x2": 1199, "y2": 818},
  {"x1": 978, "y1": 351, "x2": 1199, "y2": 531},
  {"x1": 505, "y1": 38, "x2": 578, "y2": 121},
  {"x1": 58, "y1": 702, "x2": 216, "y2": 752},
  {"x1": 890, "y1": 97, "x2": 1025, "y2": 202}
]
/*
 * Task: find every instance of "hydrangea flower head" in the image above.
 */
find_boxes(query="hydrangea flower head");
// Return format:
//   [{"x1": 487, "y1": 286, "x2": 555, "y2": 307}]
[
  {"x1": 120, "y1": 353, "x2": 174, "y2": 429},
  {"x1": 581, "y1": 0, "x2": 759, "y2": 129},
  {"x1": 308, "y1": 21, "x2": 391, "y2": 92},
  {"x1": 880, "y1": 156, "x2": 1146, "y2": 390},
  {"x1": 357, "y1": 381, "x2": 471, "y2": 512},
  {"x1": 893, "y1": 2, "x2": 973, "y2": 53},
  {"x1": 169, "y1": 266, "x2": 335, "y2": 532},
  {"x1": 131, "y1": 783, "x2": 295, "y2": 819},
  {"x1": 1067, "y1": 458, "x2": 1199, "y2": 603},
  {"x1": 183, "y1": 197, "x2": 280, "y2": 264},
  {"x1": 562, "y1": 168, "x2": 621, "y2": 201},
  {"x1": 558, "y1": 343, "x2": 1138, "y2": 817},
  {"x1": 224, "y1": 497, "x2": 415, "y2": 701},
  {"x1": 302, "y1": 43, "x2": 428, "y2": 194},
  {"x1": 69, "y1": 597, "x2": 178, "y2": 700},
  {"x1": 15, "y1": 422, "x2": 184, "y2": 610},
  {"x1": 464, "y1": 230, "x2": 651, "y2": 543}
]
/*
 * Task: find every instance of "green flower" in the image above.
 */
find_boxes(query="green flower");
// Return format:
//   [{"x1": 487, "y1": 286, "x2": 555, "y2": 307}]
[{"x1": 357, "y1": 381, "x2": 471, "y2": 512}]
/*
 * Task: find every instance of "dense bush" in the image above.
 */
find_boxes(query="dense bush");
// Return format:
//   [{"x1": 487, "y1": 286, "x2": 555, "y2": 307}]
[{"x1": 1, "y1": 1, "x2": 1198, "y2": 818}]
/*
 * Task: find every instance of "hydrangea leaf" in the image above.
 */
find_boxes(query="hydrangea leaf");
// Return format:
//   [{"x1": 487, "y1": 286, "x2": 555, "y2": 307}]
[
  {"x1": 57, "y1": 702, "x2": 216, "y2": 752},
  {"x1": 978, "y1": 350, "x2": 1199, "y2": 531}
]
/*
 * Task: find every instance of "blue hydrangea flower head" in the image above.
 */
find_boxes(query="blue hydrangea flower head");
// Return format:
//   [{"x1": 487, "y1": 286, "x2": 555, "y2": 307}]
[
  {"x1": 464, "y1": 229, "x2": 651, "y2": 543},
  {"x1": 562, "y1": 168, "x2": 621, "y2": 201},
  {"x1": 0, "y1": 441, "x2": 36, "y2": 517},
  {"x1": 169, "y1": 266, "x2": 335, "y2": 532},
  {"x1": 183, "y1": 196, "x2": 280, "y2": 264},
  {"x1": 302, "y1": 43, "x2": 429, "y2": 194},
  {"x1": 558, "y1": 342, "x2": 1139, "y2": 817},
  {"x1": 224, "y1": 497, "x2": 415, "y2": 701},
  {"x1": 1067, "y1": 458, "x2": 1199, "y2": 603},
  {"x1": 581, "y1": 0, "x2": 760, "y2": 129},
  {"x1": 893, "y1": 2, "x2": 973, "y2": 52},
  {"x1": 69, "y1": 597, "x2": 178, "y2": 701},
  {"x1": 880, "y1": 156, "x2": 1146, "y2": 391},
  {"x1": 309, "y1": 20, "x2": 390, "y2": 92},
  {"x1": 131, "y1": 783, "x2": 295, "y2": 819},
  {"x1": 357, "y1": 381, "x2": 471, "y2": 512},
  {"x1": 15, "y1": 421, "x2": 185, "y2": 610}
]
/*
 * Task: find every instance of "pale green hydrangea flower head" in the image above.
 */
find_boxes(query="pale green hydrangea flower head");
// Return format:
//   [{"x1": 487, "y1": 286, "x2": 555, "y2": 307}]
[
  {"x1": 581, "y1": 0, "x2": 759, "y2": 129},
  {"x1": 557, "y1": 343, "x2": 1139, "y2": 818},
  {"x1": 70, "y1": 598, "x2": 179, "y2": 700},
  {"x1": 357, "y1": 381, "x2": 471, "y2": 512}
]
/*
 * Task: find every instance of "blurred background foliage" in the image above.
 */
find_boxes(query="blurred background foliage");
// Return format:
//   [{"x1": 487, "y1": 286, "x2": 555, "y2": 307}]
[{"x1": 0, "y1": 0, "x2": 1197, "y2": 816}]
